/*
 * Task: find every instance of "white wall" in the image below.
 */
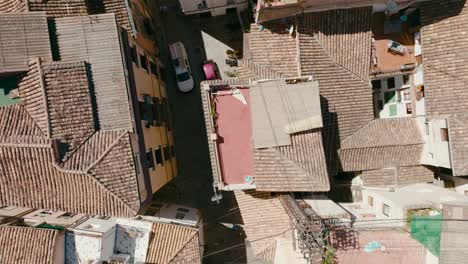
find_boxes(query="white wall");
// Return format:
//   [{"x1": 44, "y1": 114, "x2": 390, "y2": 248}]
[
  {"x1": 179, "y1": 0, "x2": 248, "y2": 16},
  {"x1": 115, "y1": 218, "x2": 153, "y2": 263},
  {"x1": 374, "y1": 74, "x2": 412, "y2": 119},
  {"x1": 66, "y1": 227, "x2": 116, "y2": 263},
  {"x1": 361, "y1": 189, "x2": 406, "y2": 228},
  {"x1": 420, "y1": 118, "x2": 452, "y2": 169}
]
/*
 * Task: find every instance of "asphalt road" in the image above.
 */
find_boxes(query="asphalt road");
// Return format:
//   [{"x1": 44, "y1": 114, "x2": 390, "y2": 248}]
[{"x1": 151, "y1": 1, "x2": 247, "y2": 263}]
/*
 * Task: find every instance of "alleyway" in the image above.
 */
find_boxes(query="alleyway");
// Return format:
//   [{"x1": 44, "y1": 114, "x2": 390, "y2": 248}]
[{"x1": 149, "y1": 1, "x2": 247, "y2": 263}]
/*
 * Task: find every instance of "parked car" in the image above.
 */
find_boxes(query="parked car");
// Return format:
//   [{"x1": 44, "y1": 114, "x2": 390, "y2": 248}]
[
  {"x1": 203, "y1": 60, "x2": 221, "y2": 80},
  {"x1": 169, "y1": 42, "x2": 194, "y2": 92}
]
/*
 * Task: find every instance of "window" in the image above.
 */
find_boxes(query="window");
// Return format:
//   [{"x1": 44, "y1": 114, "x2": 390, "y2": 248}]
[
  {"x1": 177, "y1": 207, "x2": 190, "y2": 213},
  {"x1": 140, "y1": 54, "x2": 148, "y2": 71},
  {"x1": 175, "y1": 212, "x2": 186, "y2": 219},
  {"x1": 387, "y1": 77, "x2": 395, "y2": 89},
  {"x1": 36, "y1": 211, "x2": 53, "y2": 217},
  {"x1": 163, "y1": 145, "x2": 171, "y2": 161},
  {"x1": 59, "y1": 212, "x2": 75, "y2": 219},
  {"x1": 152, "y1": 97, "x2": 161, "y2": 126},
  {"x1": 403, "y1": 74, "x2": 410, "y2": 85},
  {"x1": 155, "y1": 147, "x2": 163, "y2": 165},
  {"x1": 146, "y1": 149, "x2": 155, "y2": 169},
  {"x1": 176, "y1": 72, "x2": 191, "y2": 82},
  {"x1": 382, "y1": 203, "x2": 390, "y2": 217},
  {"x1": 160, "y1": 67, "x2": 167, "y2": 82},
  {"x1": 150, "y1": 61, "x2": 158, "y2": 77},
  {"x1": 441, "y1": 128, "x2": 449, "y2": 142},
  {"x1": 139, "y1": 95, "x2": 154, "y2": 125},
  {"x1": 170, "y1": 145, "x2": 175, "y2": 158},
  {"x1": 198, "y1": 0, "x2": 208, "y2": 9},
  {"x1": 371, "y1": 80, "x2": 381, "y2": 89},
  {"x1": 406, "y1": 103, "x2": 412, "y2": 114},
  {"x1": 131, "y1": 46, "x2": 138, "y2": 64},
  {"x1": 368, "y1": 196, "x2": 374, "y2": 207},
  {"x1": 384, "y1": 91, "x2": 396, "y2": 103},
  {"x1": 143, "y1": 18, "x2": 154, "y2": 36}
]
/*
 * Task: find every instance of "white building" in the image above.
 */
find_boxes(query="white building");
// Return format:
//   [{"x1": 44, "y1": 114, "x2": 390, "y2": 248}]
[{"x1": 178, "y1": 0, "x2": 248, "y2": 16}]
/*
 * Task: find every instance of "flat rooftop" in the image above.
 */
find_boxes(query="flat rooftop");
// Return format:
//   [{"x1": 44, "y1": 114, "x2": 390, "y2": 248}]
[
  {"x1": 213, "y1": 87, "x2": 254, "y2": 186},
  {"x1": 372, "y1": 12, "x2": 417, "y2": 72}
]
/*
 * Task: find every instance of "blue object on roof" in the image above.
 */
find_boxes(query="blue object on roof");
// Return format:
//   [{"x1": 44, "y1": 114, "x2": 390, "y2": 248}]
[{"x1": 364, "y1": 241, "x2": 381, "y2": 253}]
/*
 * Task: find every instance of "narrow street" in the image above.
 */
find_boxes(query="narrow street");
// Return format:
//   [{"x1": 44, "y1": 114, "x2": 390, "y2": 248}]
[{"x1": 150, "y1": 1, "x2": 247, "y2": 263}]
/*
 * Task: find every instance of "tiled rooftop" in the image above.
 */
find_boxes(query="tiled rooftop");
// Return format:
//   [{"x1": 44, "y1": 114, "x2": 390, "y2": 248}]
[
  {"x1": 202, "y1": 79, "x2": 330, "y2": 192},
  {"x1": 339, "y1": 117, "x2": 425, "y2": 171},
  {"x1": 146, "y1": 222, "x2": 201, "y2": 264},
  {"x1": 0, "y1": 225, "x2": 60, "y2": 264},
  {"x1": 420, "y1": 0, "x2": 468, "y2": 176},
  {"x1": 0, "y1": 12, "x2": 52, "y2": 73}
]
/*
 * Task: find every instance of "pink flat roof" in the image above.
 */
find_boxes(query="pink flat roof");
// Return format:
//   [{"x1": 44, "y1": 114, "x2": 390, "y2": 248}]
[{"x1": 213, "y1": 88, "x2": 254, "y2": 185}]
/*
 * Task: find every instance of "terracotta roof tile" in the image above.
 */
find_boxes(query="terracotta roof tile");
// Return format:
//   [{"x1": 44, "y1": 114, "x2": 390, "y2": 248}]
[
  {"x1": 249, "y1": 23, "x2": 299, "y2": 77},
  {"x1": 0, "y1": 0, "x2": 27, "y2": 13},
  {"x1": 0, "y1": 73, "x2": 139, "y2": 217},
  {"x1": 234, "y1": 190, "x2": 291, "y2": 257},
  {"x1": 0, "y1": 12, "x2": 52, "y2": 74},
  {"x1": 201, "y1": 79, "x2": 329, "y2": 192},
  {"x1": 145, "y1": 222, "x2": 201, "y2": 264},
  {"x1": 361, "y1": 166, "x2": 434, "y2": 187},
  {"x1": 298, "y1": 8, "x2": 374, "y2": 141},
  {"x1": 18, "y1": 59, "x2": 96, "y2": 148},
  {"x1": 28, "y1": 0, "x2": 131, "y2": 29},
  {"x1": 421, "y1": 0, "x2": 468, "y2": 119},
  {"x1": 0, "y1": 104, "x2": 45, "y2": 143},
  {"x1": 42, "y1": 61, "x2": 96, "y2": 148},
  {"x1": 448, "y1": 114, "x2": 468, "y2": 176},
  {"x1": 0, "y1": 226, "x2": 59, "y2": 264},
  {"x1": 339, "y1": 118, "x2": 425, "y2": 171},
  {"x1": 254, "y1": 130, "x2": 330, "y2": 192},
  {"x1": 53, "y1": 14, "x2": 133, "y2": 131}
]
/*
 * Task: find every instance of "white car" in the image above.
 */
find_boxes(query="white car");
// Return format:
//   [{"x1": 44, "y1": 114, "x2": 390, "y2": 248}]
[{"x1": 169, "y1": 42, "x2": 194, "y2": 92}]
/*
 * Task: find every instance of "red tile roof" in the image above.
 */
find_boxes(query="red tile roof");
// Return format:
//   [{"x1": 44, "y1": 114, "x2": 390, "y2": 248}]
[
  {"x1": 0, "y1": 60, "x2": 139, "y2": 217},
  {"x1": 339, "y1": 118, "x2": 425, "y2": 171},
  {"x1": 145, "y1": 222, "x2": 201, "y2": 264},
  {"x1": 421, "y1": 0, "x2": 468, "y2": 176},
  {"x1": 234, "y1": 190, "x2": 291, "y2": 259},
  {"x1": 18, "y1": 59, "x2": 96, "y2": 149},
  {"x1": 0, "y1": 12, "x2": 52, "y2": 73},
  {"x1": 0, "y1": 226, "x2": 59, "y2": 264},
  {"x1": 28, "y1": 0, "x2": 132, "y2": 29},
  {"x1": 201, "y1": 79, "x2": 330, "y2": 192},
  {"x1": 249, "y1": 23, "x2": 299, "y2": 77},
  {"x1": 0, "y1": 0, "x2": 27, "y2": 13},
  {"x1": 361, "y1": 165, "x2": 434, "y2": 187},
  {"x1": 247, "y1": 7, "x2": 375, "y2": 175}
]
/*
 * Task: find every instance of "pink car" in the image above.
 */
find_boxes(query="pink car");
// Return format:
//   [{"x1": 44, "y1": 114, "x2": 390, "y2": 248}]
[{"x1": 203, "y1": 60, "x2": 220, "y2": 80}]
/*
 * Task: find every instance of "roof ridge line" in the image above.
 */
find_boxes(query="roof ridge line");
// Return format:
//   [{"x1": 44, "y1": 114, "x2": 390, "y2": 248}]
[
  {"x1": 36, "y1": 57, "x2": 52, "y2": 138},
  {"x1": 167, "y1": 230, "x2": 198, "y2": 263},
  {"x1": 340, "y1": 117, "x2": 424, "y2": 147},
  {"x1": 302, "y1": 32, "x2": 370, "y2": 84},
  {"x1": 240, "y1": 59, "x2": 285, "y2": 79},
  {"x1": 52, "y1": 160, "x2": 139, "y2": 216},
  {"x1": 61, "y1": 131, "x2": 98, "y2": 165},
  {"x1": 339, "y1": 143, "x2": 425, "y2": 151},
  {"x1": 84, "y1": 130, "x2": 129, "y2": 173}
]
